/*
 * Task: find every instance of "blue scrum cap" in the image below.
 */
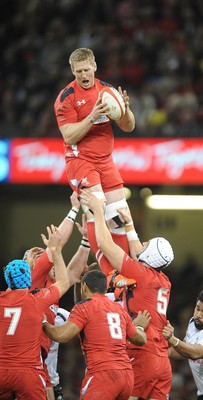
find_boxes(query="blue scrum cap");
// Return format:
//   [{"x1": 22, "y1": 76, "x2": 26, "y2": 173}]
[{"x1": 4, "y1": 259, "x2": 32, "y2": 289}]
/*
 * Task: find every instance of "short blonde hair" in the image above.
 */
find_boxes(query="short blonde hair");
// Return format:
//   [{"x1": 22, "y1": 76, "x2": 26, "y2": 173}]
[{"x1": 69, "y1": 48, "x2": 95, "y2": 71}]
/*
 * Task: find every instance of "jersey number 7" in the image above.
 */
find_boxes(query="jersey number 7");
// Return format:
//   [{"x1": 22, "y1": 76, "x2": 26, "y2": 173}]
[{"x1": 4, "y1": 307, "x2": 22, "y2": 335}]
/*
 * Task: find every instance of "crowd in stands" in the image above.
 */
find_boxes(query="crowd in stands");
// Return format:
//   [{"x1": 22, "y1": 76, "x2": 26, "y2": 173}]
[{"x1": 1, "y1": 0, "x2": 203, "y2": 139}]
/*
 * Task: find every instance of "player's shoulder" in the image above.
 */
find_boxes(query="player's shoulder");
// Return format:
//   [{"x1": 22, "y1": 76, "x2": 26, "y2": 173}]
[
  {"x1": 30, "y1": 288, "x2": 41, "y2": 295},
  {"x1": 159, "y1": 271, "x2": 171, "y2": 286},
  {"x1": 56, "y1": 80, "x2": 76, "y2": 103},
  {"x1": 76, "y1": 299, "x2": 92, "y2": 306},
  {"x1": 30, "y1": 286, "x2": 56, "y2": 298},
  {"x1": 71, "y1": 298, "x2": 92, "y2": 314},
  {"x1": 96, "y1": 78, "x2": 113, "y2": 89}
]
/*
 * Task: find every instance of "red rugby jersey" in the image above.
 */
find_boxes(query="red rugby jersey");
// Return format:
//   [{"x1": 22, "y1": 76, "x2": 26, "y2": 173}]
[
  {"x1": 54, "y1": 78, "x2": 115, "y2": 161},
  {"x1": 0, "y1": 286, "x2": 60, "y2": 369},
  {"x1": 68, "y1": 293, "x2": 136, "y2": 373},
  {"x1": 121, "y1": 254, "x2": 171, "y2": 357}
]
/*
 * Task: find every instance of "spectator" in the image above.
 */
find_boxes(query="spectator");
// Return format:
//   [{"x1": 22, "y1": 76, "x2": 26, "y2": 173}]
[{"x1": 1, "y1": 1, "x2": 203, "y2": 138}]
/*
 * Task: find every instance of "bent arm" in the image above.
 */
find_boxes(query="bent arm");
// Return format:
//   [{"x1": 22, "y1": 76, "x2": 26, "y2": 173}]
[
  {"x1": 163, "y1": 321, "x2": 203, "y2": 359},
  {"x1": 60, "y1": 97, "x2": 110, "y2": 145},
  {"x1": 127, "y1": 328, "x2": 147, "y2": 346},
  {"x1": 128, "y1": 310, "x2": 151, "y2": 346},
  {"x1": 43, "y1": 320, "x2": 80, "y2": 343},
  {"x1": 116, "y1": 108, "x2": 135, "y2": 132},
  {"x1": 60, "y1": 117, "x2": 93, "y2": 145},
  {"x1": 169, "y1": 336, "x2": 203, "y2": 359},
  {"x1": 46, "y1": 192, "x2": 80, "y2": 261}
]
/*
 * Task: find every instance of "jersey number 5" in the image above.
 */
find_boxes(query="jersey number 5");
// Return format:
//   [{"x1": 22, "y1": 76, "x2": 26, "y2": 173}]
[
  {"x1": 157, "y1": 288, "x2": 168, "y2": 315},
  {"x1": 4, "y1": 307, "x2": 22, "y2": 335}
]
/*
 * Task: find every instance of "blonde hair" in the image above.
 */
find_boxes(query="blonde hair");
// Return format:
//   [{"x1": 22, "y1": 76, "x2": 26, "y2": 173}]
[{"x1": 69, "y1": 48, "x2": 95, "y2": 71}]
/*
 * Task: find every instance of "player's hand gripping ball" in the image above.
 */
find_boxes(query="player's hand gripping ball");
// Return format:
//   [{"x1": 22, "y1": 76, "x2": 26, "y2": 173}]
[{"x1": 99, "y1": 87, "x2": 125, "y2": 120}]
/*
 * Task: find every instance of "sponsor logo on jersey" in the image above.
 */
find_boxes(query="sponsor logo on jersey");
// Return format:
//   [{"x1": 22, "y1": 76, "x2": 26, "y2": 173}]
[
  {"x1": 94, "y1": 115, "x2": 109, "y2": 124},
  {"x1": 77, "y1": 100, "x2": 86, "y2": 106}
]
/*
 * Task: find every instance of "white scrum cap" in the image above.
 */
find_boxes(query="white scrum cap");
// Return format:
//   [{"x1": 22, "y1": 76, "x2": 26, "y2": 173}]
[{"x1": 138, "y1": 237, "x2": 174, "y2": 269}]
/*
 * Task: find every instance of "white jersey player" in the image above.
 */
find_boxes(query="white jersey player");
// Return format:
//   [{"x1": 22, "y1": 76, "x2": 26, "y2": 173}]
[
  {"x1": 184, "y1": 317, "x2": 203, "y2": 397},
  {"x1": 45, "y1": 307, "x2": 70, "y2": 400},
  {"x1": 163, "y1": 290, "x2": 203, "y2": 400}
]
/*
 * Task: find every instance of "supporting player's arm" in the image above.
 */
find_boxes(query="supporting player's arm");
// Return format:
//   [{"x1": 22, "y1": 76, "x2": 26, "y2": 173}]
[
  {"x1": 46, "y1": 191, "x2": 80, "y2": 262},
  {"x1": 128, "y1": 310, "x2": 151, "y2": 346},
  {"x1": 80, "y1": 189, "x2": 124, "y2": 272},
  {"x1": 41, "y1": 225, "x2": 69, "y2": 296},
  {"x1": 43, "y1": 320, "x2": 80, "y2": 343},
  {"x1": 117, "y1": 207, "x2": 143, "y2": 259}
]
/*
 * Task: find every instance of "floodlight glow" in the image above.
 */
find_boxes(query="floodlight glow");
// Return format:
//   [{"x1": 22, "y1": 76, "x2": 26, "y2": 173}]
[{"x1": 145, "y1": 195, "x2": 203, "y2": 210}]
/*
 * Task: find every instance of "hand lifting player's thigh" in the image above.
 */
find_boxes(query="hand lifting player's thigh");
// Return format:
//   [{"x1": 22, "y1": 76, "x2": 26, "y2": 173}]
[{"x1": 104, "y1": 188, "x2": 128, "y2": 230}]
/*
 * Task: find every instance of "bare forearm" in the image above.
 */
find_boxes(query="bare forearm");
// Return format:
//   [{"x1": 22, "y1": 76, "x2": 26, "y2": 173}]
[
  {"x1": 74, "y1": 282, "x2": 82, "y2": 303},
  {"x1": 43, "y1": 322, "x2": 68, "y2": 343},
  {"x1": 43, "y1": 320, "x2": 80, "y2": 343},
  {"x1": 93, "y1": 208, "x2": 112, "y2": 252},
  {"x1": 169, "y1": 336, "x2": 203, "y2": 359},
  {"x1": 67, "y1": 245, "x2": 90, "y2": 287},
  {"x1": 58, "y1": 218, "x2": 75, "y2": 247},
  {"x1": 125, "y1": 222, "x2": 143, "y2": 259},
  {"x1": 117, "y1": 109, "x2": 135, "y2": 132},
  {"x1": 93, "y1": 207, "x2": 123, "y2": 271},
  {"x1": 128, "y1": 330, "x2": 147, "y2": 346},
  {"x1": 60, "y1": 117, "x2": 94, "y2": 145},
  {"x1": 52, "y1": 249, "x2": 69, "y2": 294}
]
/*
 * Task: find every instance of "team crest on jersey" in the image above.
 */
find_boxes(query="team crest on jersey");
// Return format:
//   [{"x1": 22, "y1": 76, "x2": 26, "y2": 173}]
[
  {"x1": 77, "y1": 100, "x2": 86, "y2": 106},
  {"x1": 81, "y1": 177, "x2": 90, "y2": 186}
]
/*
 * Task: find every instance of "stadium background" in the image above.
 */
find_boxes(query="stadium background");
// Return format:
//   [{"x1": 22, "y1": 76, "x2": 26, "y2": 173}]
[{"x1": 1, "y1": 0, "x2": 203, "y2": 398}]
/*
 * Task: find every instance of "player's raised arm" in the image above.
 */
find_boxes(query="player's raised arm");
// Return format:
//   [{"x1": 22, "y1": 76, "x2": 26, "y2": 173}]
[
  {"x1": 41, "y1": 225, "x2": 69, "y2": 296},
  {"x1": 80, "y1": 189, "x2": 125, "y2": 272},
  {"x1": 46, "y1": 191, "x2": 80, "y2": 262}
]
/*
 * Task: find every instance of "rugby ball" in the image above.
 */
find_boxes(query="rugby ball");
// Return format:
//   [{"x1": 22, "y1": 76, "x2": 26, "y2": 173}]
[{"x1": 99, "y1": 87, "x2": 125, "y2": 120}]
